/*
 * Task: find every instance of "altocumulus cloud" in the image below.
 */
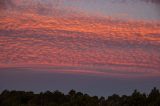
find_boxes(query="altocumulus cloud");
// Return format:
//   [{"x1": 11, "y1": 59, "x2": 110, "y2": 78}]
[{"x1": 0, "y1": 0, "x2": 160, "y2": 77}]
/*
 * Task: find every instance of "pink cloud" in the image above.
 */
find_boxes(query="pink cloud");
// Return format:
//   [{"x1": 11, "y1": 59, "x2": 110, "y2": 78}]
[{"x1": 0, "y1": 0, "x2": 160, "y2": 77}]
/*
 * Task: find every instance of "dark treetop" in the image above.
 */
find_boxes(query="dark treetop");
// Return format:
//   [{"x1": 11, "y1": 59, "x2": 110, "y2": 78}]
[{"x1": 0, "y1": 87, "x2": 160, "y2": 106}]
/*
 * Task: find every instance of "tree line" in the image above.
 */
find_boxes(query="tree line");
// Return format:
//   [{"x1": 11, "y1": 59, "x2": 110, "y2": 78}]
[{"x1": 0, "y1": 87, "x2": 160, "y2": 106}]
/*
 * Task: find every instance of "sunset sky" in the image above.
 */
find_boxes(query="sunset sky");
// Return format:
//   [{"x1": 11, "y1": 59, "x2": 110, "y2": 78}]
[{"x1": 0, "y1": 0, "x2": 160, "y2": 96}]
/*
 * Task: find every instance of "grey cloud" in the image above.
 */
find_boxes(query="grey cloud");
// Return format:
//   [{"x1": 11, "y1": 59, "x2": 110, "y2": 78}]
[
  {"x1": 0, "y1": 0, "x2": 14, "y2": 10},
  {"x1": 141, "y1": 0, "x2": 160, "y2": 3}
]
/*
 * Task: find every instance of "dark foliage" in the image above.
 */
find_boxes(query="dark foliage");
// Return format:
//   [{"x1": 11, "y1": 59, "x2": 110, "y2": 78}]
[{"x1": 0, "y1": 87, "x2": 160, "y2": 106}]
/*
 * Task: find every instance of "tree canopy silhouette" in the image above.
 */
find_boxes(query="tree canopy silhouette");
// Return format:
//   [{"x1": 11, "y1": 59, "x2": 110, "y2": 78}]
[{"x1": 0, "y1": 87, "x2": 160, "y2": 106}]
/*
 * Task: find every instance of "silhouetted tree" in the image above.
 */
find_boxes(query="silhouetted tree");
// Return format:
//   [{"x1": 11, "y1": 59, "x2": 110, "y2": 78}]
[
  {"x1": 99, "y1": 96, "x2": 106, "y2": 106},
  {"x1": 128, "y1": 90, "x2": 147, "y2": 106},
  {"x1": 0, "y1": 87, "x2": 160, "y2": 106},
  {"x1": 147, "y1": 87, "x2": 160, "y2": 106},
  {"x1": 106, "y1": 94, "x2": 121, "y2": 106}
]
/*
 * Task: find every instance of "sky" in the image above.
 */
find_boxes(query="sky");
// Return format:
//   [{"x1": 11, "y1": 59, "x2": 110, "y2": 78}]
[{"x1": 0, "y1": 0, "x2": 160, "y2": 96}]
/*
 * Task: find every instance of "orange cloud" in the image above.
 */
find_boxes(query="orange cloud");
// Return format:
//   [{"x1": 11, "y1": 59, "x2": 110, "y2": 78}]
[{"x1": 0, "y1": 7, "x2": 160, "y2": 77}]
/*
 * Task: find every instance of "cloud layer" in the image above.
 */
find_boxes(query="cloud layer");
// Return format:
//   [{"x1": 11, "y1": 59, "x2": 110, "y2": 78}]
[{"x1": 0, "y1": 0, "x2": 160, "y2": 77}]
